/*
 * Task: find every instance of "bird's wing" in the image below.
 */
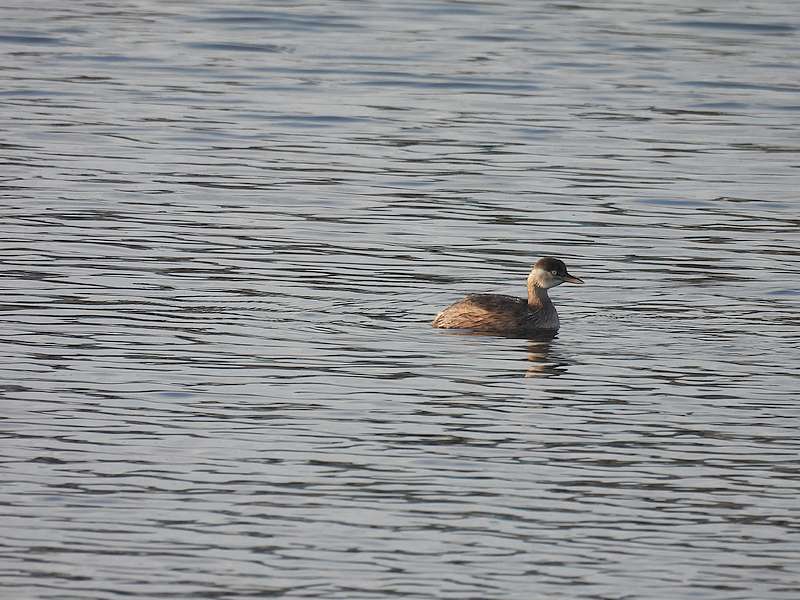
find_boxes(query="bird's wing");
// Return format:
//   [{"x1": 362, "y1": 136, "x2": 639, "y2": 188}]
[{"x1": 432, "y1": 294, "x2": 524, "y2": 329}]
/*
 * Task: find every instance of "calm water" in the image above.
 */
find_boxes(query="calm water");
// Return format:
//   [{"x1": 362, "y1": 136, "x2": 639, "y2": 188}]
[{"x1": 2, "y1": 1, "x2": 799, "y2": 598}]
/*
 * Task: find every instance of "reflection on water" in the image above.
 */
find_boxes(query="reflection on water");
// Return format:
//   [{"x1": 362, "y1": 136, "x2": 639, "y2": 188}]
[
  {"x1": 525, "y1": 338, "x2": 563, "y2": 378},
  {"x1": 2, "y1": 1, "x2": 800, "y2": 599}
]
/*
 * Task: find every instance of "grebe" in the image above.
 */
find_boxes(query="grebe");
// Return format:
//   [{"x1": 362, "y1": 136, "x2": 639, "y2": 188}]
[{"x1": 432, "y1": 257, "x2": 583, "y2": 335}]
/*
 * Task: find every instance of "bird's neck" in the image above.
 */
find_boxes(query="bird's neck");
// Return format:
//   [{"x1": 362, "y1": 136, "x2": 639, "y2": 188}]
[
  {"x1": 527, "y1": 282, "x2": 552, "y2": 308},
  {"x1": 527, "y1": 281, "x2": 560, "y2": 329}
]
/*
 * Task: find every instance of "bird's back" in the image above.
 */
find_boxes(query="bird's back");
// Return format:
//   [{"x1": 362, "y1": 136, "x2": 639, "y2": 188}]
[{"x1": 431, "y1": 293, "x2": 529, "y2": 332}]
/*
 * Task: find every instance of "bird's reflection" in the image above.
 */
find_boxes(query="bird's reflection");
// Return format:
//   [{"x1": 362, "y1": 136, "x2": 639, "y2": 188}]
[
  {"x1": 524, "y1": 335, "x2": 567, "y2": 378},
  {"x1": 440, "y1": 328, "x2": 568, "y2": 378}
]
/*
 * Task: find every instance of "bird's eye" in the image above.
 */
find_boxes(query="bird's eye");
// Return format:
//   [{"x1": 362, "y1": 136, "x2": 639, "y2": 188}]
[{"x1": 551, "y1": 270, "x2": 558, "y2": 276}]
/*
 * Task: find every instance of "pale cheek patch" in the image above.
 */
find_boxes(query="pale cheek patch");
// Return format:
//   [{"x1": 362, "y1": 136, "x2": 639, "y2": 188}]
[
  {"x1": 529, "y1": 268, "x2": 561, "y2": 289},
  {"x1": 544, "y1": 278, "x2": 563, "y2": 289}
]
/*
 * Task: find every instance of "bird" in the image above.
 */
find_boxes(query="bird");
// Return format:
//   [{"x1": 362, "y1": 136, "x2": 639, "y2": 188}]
[{"x1": 432, "y1": 257, "x2": 583, "y2": 336}]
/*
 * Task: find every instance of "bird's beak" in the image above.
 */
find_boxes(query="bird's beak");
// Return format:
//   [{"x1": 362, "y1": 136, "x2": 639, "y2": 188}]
[{"x1": 562, "y1": 273, "x2": 584, "y2": 284}]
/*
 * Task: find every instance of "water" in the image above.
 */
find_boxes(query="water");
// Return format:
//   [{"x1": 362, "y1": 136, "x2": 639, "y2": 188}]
[{"x1": 2, "y1": 1, "x2": 799, "y2": 598}]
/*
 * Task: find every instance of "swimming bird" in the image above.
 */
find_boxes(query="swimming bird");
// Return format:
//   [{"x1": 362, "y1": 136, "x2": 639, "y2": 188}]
[{"x1": 432, "y1": 257, "x2": 583, "y2": 335}]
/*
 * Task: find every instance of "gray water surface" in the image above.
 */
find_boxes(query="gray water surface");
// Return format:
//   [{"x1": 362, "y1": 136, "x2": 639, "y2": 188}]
[{"x1": 2, "y1": 1, "x2": 800, "y2": 599}]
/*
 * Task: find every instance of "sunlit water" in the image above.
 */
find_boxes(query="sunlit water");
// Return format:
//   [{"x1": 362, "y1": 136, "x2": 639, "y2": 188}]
[{"x1": 2, "y1": 1, "x2": 799, "y2": 598}]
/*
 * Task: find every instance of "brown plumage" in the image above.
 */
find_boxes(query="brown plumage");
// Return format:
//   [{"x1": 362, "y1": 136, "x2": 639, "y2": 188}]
[{"x1": 432, "y1": 257, "x2": 583, "y2": 336}]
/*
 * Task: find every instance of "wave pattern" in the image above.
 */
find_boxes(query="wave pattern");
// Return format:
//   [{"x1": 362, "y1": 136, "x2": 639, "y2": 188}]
[{"x1": 1, "y1": 1, "x2": 799, "y2": 599}]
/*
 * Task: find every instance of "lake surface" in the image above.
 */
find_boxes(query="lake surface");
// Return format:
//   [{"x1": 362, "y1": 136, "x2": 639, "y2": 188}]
[{"x1": 2, "y1": 1, "x2": 799, "y2": 598}]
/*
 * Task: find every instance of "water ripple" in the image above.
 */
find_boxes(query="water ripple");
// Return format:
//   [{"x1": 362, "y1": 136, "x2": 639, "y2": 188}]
[{"x1": 1, "y1": 0, "x2": 799, "y2": 599}]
